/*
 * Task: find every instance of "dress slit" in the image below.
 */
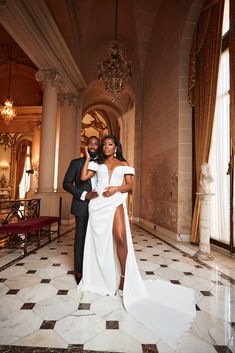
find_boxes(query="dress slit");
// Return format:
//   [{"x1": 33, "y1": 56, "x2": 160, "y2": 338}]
[{"x1": 78, "y1": 164, "x2": 196, "y2": 349}]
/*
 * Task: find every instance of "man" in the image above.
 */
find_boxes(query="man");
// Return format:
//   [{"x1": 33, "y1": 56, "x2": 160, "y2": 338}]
[{"x1": 63, "y1": 136, "x2": 99, "y2": 284}]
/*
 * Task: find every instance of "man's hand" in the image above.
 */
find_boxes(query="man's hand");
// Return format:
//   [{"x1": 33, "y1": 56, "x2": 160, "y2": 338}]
[{"x1": 85, "y1": 190, "x2": 98, "y2": 200}]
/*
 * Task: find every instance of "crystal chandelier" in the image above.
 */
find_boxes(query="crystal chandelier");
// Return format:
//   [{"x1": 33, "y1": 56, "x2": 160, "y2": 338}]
[
  {"x1": 0, "y1": 39, "x2": 17, "y2": 125},
  {"x1": 97, "y1": 0, "x2": 131, "y2": 102}
]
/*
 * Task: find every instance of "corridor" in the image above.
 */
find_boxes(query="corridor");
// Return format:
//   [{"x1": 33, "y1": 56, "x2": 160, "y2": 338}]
[{"x1": 0, "y1": 223, "x2": 234, "y2": 353}]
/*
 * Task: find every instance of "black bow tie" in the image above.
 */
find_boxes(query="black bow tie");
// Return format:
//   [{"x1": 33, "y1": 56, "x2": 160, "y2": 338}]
[{"x1": 90, "y1": 157, "x2": 97, "y2": 162}]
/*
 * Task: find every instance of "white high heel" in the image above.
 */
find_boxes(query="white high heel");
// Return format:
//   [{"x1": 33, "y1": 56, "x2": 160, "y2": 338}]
[{"x1": 118, "y1": 289, "x2": 123, "y2": 297}]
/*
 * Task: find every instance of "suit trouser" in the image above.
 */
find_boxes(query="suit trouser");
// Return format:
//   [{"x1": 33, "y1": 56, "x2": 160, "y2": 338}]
[{"x1": 74, "y1": 214, "x2": 88, "y2": 273}]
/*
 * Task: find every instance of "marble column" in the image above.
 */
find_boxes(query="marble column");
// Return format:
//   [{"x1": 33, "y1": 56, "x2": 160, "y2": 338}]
[
  {"x1": 195, "y1": 193, "x2": 214, "y2": 261},
  {"x1": 57, "y1": 93, "x2": 80, "y2": 224},
  {"x1": 34, "y1": 69, "x2": 65, "y2": 217}
]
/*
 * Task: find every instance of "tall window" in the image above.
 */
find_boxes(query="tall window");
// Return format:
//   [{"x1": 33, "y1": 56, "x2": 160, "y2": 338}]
[
  {"x1": 19, "y1": 145, "x2": 31, "y2": 199},
  {"x1": 209, "y1": 0, "x2": 231, "y2": 246}
]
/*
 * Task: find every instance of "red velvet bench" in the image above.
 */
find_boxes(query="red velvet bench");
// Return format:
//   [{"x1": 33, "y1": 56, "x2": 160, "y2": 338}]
[{"x1": 0, "y1": 216, "x2": 60, "y2": 256}]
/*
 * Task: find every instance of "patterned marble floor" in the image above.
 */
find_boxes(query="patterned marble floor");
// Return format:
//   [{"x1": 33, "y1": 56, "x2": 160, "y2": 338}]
[{"x1": 0, "y1": 223, "x2": 234, "y2": 353}]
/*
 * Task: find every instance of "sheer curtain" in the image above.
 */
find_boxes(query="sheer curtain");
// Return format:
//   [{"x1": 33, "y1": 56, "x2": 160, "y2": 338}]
[{"x1": 209, "y1": 49, "x2": 230, "y2": 243}]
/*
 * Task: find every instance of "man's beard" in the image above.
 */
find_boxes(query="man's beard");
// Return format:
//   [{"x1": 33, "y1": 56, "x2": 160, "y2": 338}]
[{"x1": 89, "y1": 150, "x2": 98, "y2": 159}]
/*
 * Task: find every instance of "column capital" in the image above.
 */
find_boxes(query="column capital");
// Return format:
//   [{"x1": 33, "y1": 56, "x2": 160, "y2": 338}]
[
  {"x1": 28, "y1": 120, "x2": 42, "y2": 131},
  {"x1": 58, "y1": 93, "x2": 80, "y2": 107},
  {"x1": 35, "y1": 69, "x2": 66, "y2": 91}
]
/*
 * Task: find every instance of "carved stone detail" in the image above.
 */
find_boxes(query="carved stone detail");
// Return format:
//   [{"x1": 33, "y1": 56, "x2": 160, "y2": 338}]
[
  {"x1": 58, "y1": 94, "x2": 79, "y2": 107},
  {"x1": 35, "y1": 69, "x2": 65, "y2": 90},
  {"x1": 53, "y1": 72, "x2": 66, "y2": 90},
  {"x1": 28, "y1": 120, "x2": 42, "y2": 131}
]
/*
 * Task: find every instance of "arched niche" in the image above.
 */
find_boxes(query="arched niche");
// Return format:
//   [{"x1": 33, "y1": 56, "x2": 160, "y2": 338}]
[{"x1": 82, "y1": 80, "x2": 136, "y2": 165}]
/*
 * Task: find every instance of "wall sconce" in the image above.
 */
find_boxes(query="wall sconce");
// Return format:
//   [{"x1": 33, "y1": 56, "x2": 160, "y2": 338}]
[
  {"x1": 31, "y1": 158, "x2": 39, "y2": 171},
  {"x1": 0, "y1": 161, "x2": 10, "y2": 171}
]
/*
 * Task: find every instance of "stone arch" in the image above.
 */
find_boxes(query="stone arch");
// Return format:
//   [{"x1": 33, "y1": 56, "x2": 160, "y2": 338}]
[{"x1": 82, "y1": 80, "x2": 136, "y2": 165}]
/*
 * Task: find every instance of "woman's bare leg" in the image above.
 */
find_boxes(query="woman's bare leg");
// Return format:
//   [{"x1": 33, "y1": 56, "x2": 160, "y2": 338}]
[{"x1": 113, "y1": 204, "x2": 128, "y2": 290}]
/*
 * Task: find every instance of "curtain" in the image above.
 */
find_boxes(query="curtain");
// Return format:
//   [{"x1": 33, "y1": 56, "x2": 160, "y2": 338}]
[
  {"x1": 188, "y1": 0, "x2": 225, "y2": 243},
  {"x1": 209, "y1": 50, "x2": 230, "y2": 244},
  {"x1": 15, "y1": 140, "x2": 30, "y2": 199},
  {"x1": 230, "y1": 0, "x2": 235, "y2": 247}
]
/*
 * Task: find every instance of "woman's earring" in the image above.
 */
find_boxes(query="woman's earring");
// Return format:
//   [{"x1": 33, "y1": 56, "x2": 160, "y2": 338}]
[{"x1": 114, "y1": 148, "x2": 117, "y2": 158}]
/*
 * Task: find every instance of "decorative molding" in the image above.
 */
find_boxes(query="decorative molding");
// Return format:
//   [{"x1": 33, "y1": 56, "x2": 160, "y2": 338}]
[
  {"x1": 58, "y1": 93, "x2": 79, "y2": 107},
  {"x1": 35, "y1": 69, "x2": 65, "y2": 91},
  {"x1": 28, "y1": 120, "x2": 42, "y2": 131},
  {"x1": 53, "y1": 72, "x2": 66, "y2": 90},
  {"x1": 35, "y1": 69, "x2": 56, "y2": 82},
  {"x1": 0, "y1": 133, "x2": 18, "y2": 150}
]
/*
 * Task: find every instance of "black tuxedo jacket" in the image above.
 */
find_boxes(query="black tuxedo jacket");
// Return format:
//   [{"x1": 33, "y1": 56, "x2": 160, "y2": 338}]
[{"x1": 63, "y1": 157, "x2": 92, "y2": 217}]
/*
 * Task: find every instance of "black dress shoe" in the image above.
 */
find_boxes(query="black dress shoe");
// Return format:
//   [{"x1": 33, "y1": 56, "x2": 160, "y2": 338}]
[{"x1": 75, "y1": 272, "x2": 82, "y2": 285}]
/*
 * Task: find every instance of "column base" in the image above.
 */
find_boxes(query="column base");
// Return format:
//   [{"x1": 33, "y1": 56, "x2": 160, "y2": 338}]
[
  {"x1": 33, "y1": 192, "x2": 61, "y2": 217},
  {"x1": 194, "y1": 250, "x2": 214, "y2": 261},
  {"x1": 56, "y1": 191, "x2": 73, "y2": 224}
]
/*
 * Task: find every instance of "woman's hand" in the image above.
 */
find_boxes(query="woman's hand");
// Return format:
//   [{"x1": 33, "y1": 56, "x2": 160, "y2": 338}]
[
  {"x1": 103, "y1": 186, "x2": 118, "y2": 197},
  {"x1": 85, "y1": 146, "x2": 90, "y2": 159}
]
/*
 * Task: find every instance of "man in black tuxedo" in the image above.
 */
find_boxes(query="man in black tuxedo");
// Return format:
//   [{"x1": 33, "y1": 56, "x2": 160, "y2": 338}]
[{"x1": 63, "y1": 136, "x2": 99, "y2": 283}]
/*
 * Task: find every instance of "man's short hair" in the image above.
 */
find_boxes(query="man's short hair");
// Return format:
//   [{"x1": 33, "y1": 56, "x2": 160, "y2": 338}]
[{"x1": 86, "y1": 136, "x2": 99, "y2": 144}]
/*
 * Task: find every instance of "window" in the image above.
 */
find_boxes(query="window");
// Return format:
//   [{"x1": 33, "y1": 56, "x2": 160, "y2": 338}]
[{"x1": 19, "y1": 145, "x2": 31, "y2": 199}]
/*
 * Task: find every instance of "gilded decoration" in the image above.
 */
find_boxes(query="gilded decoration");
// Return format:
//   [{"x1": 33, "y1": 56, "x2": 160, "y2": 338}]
[
  {"x1": 0, "y1": 133, "x2": 18, "y2": 150},
  {"x1": 28, "y1": 120, "x2": 41, "y2": 131},
  {"x1": 81, "y1": 110, "x2": 110, "y2": 154}
]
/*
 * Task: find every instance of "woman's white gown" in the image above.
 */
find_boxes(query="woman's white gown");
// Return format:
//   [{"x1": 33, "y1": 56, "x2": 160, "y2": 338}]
[{"x1": 78, "y1": 163, "x2": 196, "y2": 349}]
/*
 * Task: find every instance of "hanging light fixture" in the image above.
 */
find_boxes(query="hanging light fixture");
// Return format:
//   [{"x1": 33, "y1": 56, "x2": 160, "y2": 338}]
[
  {"x1": 0, "y1": 39, "x2": 17, "y2": 125},
  {"x1": 97, "y1": 0, "x2": 131, "y2": 102}
]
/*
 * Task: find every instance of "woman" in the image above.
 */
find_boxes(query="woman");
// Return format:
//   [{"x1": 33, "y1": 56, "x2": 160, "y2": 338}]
[{"x1": 79, "y1": 134, "x2": 196, "y2": 349}]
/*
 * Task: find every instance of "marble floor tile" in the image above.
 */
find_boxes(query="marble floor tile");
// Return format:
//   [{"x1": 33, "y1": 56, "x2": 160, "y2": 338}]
[
  {"x1": 176, "y1": 333, "x2": 218, "y2": 353},
  {"x1": 149, "y1": 255, "x2": 173, "y2": 265},
  {"x1": 198, "y1": 296, "x2": 235, "y2": 322},
  {"x1": 49, "y1": 275, "x2": 77, "y2": 290},
  {"x1": 18, "y1": 283, "x2": 58, "y2": 303},
  {"x1": 14, "y1": 329, "x2": 68, "y2": 348},
  {"x1": 0, "y1": 310, "x2": 42, "y2": 345},
  {"x1": 36, "y1": 266, "x2": 67, "y2": 279},
  {"x1": 90, "y1": 295, "x2": 124, "y2": 318},
  {"x1": 55, "y1": 315, "x2": 105, "y2": 344},
  {"x1": 84, "y1": 330, "x2": 143, "y2": 353},
  {"x1": 136, "y1": 260, "x2": 160, "y2": 271},
  {"x1": 191, "y1": 311, "x2": 232, "y2": 345},
  {"x1": 0, "y1": 295, "x2": 24, "y2": 319},
  {"x1": 168, "y1": 262, "x2": 196, "y2": 273},
  {"x1": 119, "y1": 317, "x2": 159, "y2": 344},
  {"x1": 228, "y1": 330, "x2": 235, "y2": 353},
  {"x1": 0, "y1": 283, "x2": 8, "y2": 296},
  {"x1": 0, "y1": 266, "x2": 27, "y2": 278},
  {"x1": 23, "y1": 260, "x2": 53, "y2": 270},
  {"x1": 154, "y1": 268, "x2": 185, "y2": 281},
  {"x1": 180, "y1": 275, "x2": 215, "y2": 291},
  {"x1": 34, "y1": 295, "x2": 78, "y2": 320},
  {"x1": 4, "y1": 274, "x2": 41, "y2": 289},
  {"x1": 0, "y1": 222, "x2": 234, "y2": 353},
  {"x1": 192, "y1": 268, "x2": 221, "y2": 282}
]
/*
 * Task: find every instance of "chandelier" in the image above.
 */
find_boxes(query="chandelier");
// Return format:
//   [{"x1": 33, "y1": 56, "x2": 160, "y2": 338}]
[
  {"x1": 97, "y1": 0, "x2": 131, "y2": 102},
  {"x1": 0, "y1": 39, "x2": 17, "y2": 125}
]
